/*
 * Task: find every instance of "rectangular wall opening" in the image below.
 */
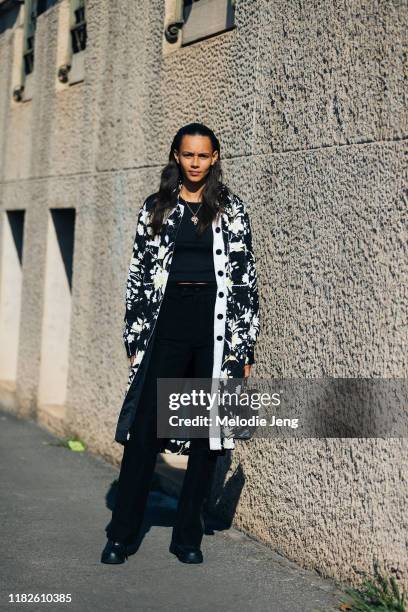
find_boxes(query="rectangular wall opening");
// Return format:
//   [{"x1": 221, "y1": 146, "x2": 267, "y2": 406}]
[
  {"x1": 38, "y1": 208, "x2": 76, "y2": 419},
  {"x1": 0, "y1": 210, "x2": 25, "y2": 391}
]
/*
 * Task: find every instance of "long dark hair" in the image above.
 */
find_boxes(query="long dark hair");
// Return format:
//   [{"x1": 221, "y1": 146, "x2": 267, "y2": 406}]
[{"x1": 150, "y1": 123, "x2": 228, "y2": 237}]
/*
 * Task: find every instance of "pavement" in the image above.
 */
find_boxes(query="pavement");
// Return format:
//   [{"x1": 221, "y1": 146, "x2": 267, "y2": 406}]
[{"x1": 0, "y1": 409, "x2": 346, "y2": 612}]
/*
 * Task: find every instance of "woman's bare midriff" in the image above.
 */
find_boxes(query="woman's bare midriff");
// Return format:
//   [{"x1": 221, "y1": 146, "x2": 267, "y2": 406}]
[{"x1": 175, "y1": 281, "x2": 209, "y2": 285}]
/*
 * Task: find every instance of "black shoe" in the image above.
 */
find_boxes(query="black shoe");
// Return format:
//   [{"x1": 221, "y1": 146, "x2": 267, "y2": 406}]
[
  {"x1": 169, "y1": 542, "x2": 203, "y2": 564},
  {"x1": 101, "y1": 539, "x2": 129, "y2": 564}
]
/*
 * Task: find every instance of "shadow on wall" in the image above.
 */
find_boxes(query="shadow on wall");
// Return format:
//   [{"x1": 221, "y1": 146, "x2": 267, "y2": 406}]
[
  {"x1": 0, "y1": 0, "x2": 60, "y2": 35},
  {"x1": 206, "y1": 450, "x2": 245, "y2": 530}
]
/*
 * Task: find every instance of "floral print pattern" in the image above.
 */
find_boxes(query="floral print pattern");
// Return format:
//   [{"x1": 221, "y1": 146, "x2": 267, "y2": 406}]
[{"x1": 115, "y1": 182, "x2": 260, "y2": 452}]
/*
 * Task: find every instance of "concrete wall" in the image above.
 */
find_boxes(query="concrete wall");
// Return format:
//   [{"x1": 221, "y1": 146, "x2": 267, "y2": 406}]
[{"x1": 0, "y1": 0, "x2": 407, "y2": 590}]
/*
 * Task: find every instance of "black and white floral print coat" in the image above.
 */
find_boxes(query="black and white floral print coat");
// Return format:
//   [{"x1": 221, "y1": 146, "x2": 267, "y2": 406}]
[{"x1": 114, "y1": 180, "x2": 260, "y2": 453}]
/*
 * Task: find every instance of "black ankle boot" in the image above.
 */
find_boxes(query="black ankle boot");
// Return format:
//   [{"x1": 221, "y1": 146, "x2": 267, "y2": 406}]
[
  {"x1": 101, "y1": 539, "x2": 128, "y2": 564},
  {"x1": 169, "y1": 541, "x2": 203, "y2": 564}
]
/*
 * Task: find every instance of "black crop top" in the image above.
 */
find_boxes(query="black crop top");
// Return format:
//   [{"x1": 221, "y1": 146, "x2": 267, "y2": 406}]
[{"x1": 168, "y1": 197, "x2": 216, "y2": 282}]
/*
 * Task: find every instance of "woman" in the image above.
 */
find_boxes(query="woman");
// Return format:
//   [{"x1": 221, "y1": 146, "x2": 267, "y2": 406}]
[{"x1": 101, "y1": 122, "x2": 260, "y2": 565}]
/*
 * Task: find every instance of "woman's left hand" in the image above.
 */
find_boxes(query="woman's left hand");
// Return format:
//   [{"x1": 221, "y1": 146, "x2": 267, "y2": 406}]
[{"x1": 243, "y1": 365, "x2": 251, "y2": 378}]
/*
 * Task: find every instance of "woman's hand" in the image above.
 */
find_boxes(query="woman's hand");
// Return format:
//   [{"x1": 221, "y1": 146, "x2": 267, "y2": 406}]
[
  {"x1": 243, "y1": 364, "x2": 251, "y2": 378},
  {"x1": 129, "y1": 354, "x2": 137, "y2": 367}
]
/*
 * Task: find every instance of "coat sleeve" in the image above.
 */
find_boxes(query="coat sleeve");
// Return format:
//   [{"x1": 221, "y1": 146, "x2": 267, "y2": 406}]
[
  {"x1": 123, "y1": 199, "x2": 150, "y2": 358},
  {"x1": 242, "y1": 205, "x2": 260, "y2": 366}
]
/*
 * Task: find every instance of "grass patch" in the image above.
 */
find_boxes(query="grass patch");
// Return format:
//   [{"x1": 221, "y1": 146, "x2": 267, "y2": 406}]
[{"x1": 338, "y1": 559, "x2": 406, "y2": 611}]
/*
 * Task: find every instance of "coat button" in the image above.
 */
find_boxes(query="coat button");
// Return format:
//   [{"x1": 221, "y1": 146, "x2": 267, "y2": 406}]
[
  {"x1": 215, "y1": 227, "x2": 221, "y2": 233},
  {"x1": 216, "y1": 248, "x2": 222, "y2": 255},
  {"x1": 218, "y1": 291, "x2": 224, "y2": 298},
  {"x1": 217, "y1": 335, "x2": 223, "y2": 341},
  {"x1": 217, "y1": 270, "x2": 224, "y2": 276},
  {"x1": 217, "y1": 314, "x2": 223, "y2": 319}
]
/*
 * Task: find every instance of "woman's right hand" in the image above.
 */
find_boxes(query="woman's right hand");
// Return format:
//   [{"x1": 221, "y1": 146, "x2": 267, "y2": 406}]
[{"x1": 129, "y1": 354, "x2": 137, "y2": 367}]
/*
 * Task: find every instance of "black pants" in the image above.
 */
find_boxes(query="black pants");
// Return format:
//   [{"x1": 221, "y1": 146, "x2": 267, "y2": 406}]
[{"x1": 107, "y1": 281, "x2": 220, "y2": 549}]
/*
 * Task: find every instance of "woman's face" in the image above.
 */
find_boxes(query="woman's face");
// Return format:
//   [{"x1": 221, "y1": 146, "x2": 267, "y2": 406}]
[{"x1": 174, "y1": 134, "x2": 219, "y2": 183}]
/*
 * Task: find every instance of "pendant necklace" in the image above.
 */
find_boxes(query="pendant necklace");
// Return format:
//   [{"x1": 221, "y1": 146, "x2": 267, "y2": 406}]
[{"x1": 181, "y1": 196, "x2": 203, "y2": 225}]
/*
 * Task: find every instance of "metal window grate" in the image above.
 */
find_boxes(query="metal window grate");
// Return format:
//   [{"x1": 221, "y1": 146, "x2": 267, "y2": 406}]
[
  {"x1": 70, "y1": 0, "x2": 87, "y2": 53},
  {"x1": 23, "y1": 33, "x2": 34, "y2": 74},
  {"x1": 23, "y1": 2, "x2": 36, "y2": 75}
]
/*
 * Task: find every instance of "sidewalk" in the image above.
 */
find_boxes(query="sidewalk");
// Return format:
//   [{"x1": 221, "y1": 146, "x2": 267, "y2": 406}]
[{"x1": 0, "y1": 409, "x2": 345, "y2": 612}]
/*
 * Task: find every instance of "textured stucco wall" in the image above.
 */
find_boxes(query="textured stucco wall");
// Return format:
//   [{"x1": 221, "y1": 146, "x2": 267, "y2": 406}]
[{"x1": 0, "y1": 0, "x2": 407, "y2": 590}]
